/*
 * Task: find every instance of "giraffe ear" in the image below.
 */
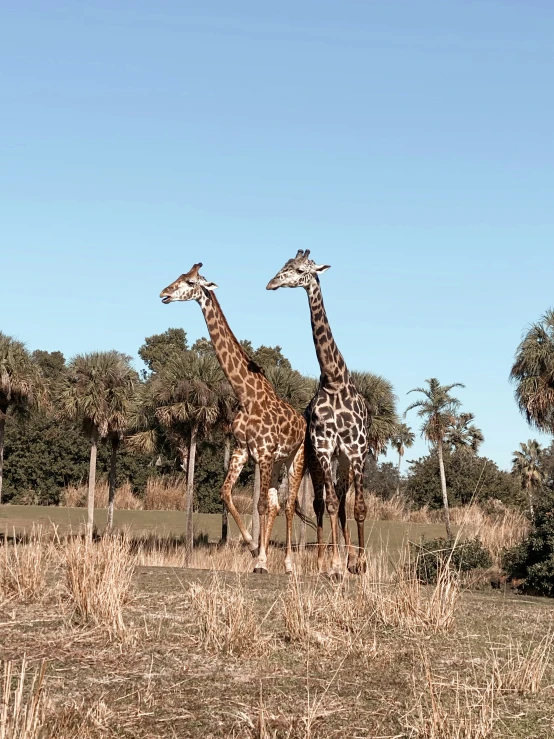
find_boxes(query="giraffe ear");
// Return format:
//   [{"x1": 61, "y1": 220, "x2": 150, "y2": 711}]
[
  {"x1": 314, "y1": 264, "x2": 330, "y2": 274},
  {"x1": 203, "y1": 281, "x2": 218, "y2": 290}
]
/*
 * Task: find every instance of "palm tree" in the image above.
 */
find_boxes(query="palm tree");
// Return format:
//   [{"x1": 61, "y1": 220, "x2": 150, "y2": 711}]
[
  {"x1": 512, "y1": 439, "x2": 544, "y2": 518},
  {"x1": 405, "y1": 378, "x2": 464, "y2": 539},
  {"x1": 351, "y1": 371, "x2": 398, "y2": 459},
  {"x1": 445, "y1": 412, "x2": 484, "y2": 454},
  {"x1": 265, "y1": 365, "x2": 317, "y2": 413},
  {"x1": 390, "y1": 422, "x2": 415, "y2": 495},
  {"x1": 0, "y1": 333, "x2": 47, "y2": 502},
  {"x1": 511, "y1": 309, "x2": 554, "y2": 434},
  {"x1": 151, "y1": 353, "x2": 226, "y2": 553},
  {"x1": 57, "y1": 351, "x2": 137, "y2": 538}
]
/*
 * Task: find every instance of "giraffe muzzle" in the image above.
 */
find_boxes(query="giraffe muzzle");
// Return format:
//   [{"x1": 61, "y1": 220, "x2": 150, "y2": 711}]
[{"x1": 266, "y1": 278, "x2": 280, "y2": 291}]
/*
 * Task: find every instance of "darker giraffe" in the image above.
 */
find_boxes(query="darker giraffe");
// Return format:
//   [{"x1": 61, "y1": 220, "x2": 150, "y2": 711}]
[
  {"x1": 267, "y1": 250, "x2": 370, "y2": 577},
  {"x1": 160, "y1": 263, "x2": 306, "y2": 574}
]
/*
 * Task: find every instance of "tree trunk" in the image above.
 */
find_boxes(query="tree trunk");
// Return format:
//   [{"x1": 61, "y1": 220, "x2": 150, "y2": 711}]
[
  {"x1": 0, "y1": 415, "x2": 5, "y2": 505},
  {"x1": 396, "y1": 449, "x2": 402, "y2": 496},
  {"x1": 87, "y1": 427, "x2": 99, "y2": 541},
  {"x1": 251, "y1": 463, "x2": 261, "y2": 550},
  {"x1": 185, "y1": 425, "x2": 198, "y2": 557},
  {"x1": 220, "y1": 435, "x2": 231, "y2": 544},
  {"x1": 526, "y1": 480, "x2": 535, "y2": 520},
  {"x1": 178, "y1": 441, "x2": 189, "y2": 477},
  {"x1": 106, "y1": 436, "x2": 119, "y2": 531},
  {"x1": 437, "y1": 440, "x2": 452, "y2": 539}
]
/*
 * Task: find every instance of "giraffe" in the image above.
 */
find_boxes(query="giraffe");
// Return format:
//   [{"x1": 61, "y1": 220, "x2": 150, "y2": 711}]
[
  {"x1": 267, "y1": 250, "x2": 370, "y2": 577},
  {"x1": 160, "y1": 263, "x2": 306, "y2": 574}
]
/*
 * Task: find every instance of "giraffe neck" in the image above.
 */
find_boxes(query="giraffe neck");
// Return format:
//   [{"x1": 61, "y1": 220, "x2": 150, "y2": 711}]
[
  {"x1": 306, "y1": 279, "x2": 350, "y2": 388},
  {"x1": 197, "y1": 289, "x2": 260, "y2": 406}
]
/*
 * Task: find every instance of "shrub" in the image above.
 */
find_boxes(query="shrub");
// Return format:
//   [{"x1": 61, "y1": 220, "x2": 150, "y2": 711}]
[
  {"x1": 502, "y1": 508, "x2": 554, "y2": 596},
  {"x1": 411, "y1": 537, "x2": 492, "y2": 584}
]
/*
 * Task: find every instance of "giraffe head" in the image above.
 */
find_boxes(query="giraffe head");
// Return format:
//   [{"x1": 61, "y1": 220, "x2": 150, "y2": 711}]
[
  {"x1": 160, "y1": 263, "x2": 218, "y2": 304},
  {"x1": 266, "y1": 250, "x2": 330, "y2": 291}
]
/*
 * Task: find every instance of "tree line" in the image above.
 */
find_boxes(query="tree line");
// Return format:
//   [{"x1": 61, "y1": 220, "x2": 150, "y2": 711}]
[{"x1": 2, "y1": 305, "x2": 553, "y2": 546}]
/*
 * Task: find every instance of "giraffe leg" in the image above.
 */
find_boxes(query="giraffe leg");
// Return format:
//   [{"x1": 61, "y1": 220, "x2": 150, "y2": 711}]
[
  {"x1": 220, "y1": 447, "x2": 255, "y2": 550},
  {"x1": 349, "y1": 457, "x2": 367, "y2": 574},
  {"x1": 284, "y1": 443, "x2": 306, "y2": 575},
  {"x1": 318, "y1": 455, "x2": 343, "y2": 579},
  {"x1": 307, "y1": 453, "x2": 326, "y2": 574},
  {"x1": 336, "y1": 454, "x2": 357, "y2": 572},
  {"x1": 253, "y1": 458, "x2": 278, "y2": 574}
]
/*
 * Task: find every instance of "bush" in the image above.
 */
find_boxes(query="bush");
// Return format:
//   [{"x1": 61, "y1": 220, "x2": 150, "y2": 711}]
[
  {"x1": 411, "y1": 537, "x2": 492, "y2": 584},
  {"x1": 502, "y1": 508, "x2": 554, "y2": 596}
]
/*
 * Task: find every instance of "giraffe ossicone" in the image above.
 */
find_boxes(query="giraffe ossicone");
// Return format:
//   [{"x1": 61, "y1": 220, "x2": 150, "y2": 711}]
[{"x1": 160, "y1": 263, "x2": 307, "y2": 574}]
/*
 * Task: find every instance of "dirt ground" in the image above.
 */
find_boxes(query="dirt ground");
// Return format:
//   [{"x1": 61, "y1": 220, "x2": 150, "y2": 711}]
[{"x1": 2, "y1": 551, "x2": 554, "y2": 739}]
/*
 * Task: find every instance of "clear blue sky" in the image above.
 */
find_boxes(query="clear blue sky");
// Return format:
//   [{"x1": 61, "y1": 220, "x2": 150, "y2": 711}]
[{"x1": 2, "y1": 1, "x2": 553, "y2": 470}]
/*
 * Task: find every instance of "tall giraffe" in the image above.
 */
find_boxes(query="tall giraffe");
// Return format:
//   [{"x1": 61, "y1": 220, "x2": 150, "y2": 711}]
[
  {"x1": 267, "y1": 250, "x2": 370, "y2": 577},
  {"x1": 160, "y1": 263, "x2": 306, "y2": 574}
]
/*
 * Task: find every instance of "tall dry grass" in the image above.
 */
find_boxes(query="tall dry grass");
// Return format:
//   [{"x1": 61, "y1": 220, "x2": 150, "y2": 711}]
[
  {"x1": 491, "y1": 630, "x2": 554, "y2": 695},
  {"x1": 405, "y1": 649, "x2": 496, "y2": 739},
  {"x1": 0, "y1": 658, "x2": 48, "y2": 739},
  {"x1": 186, "y1": 573, "x2": 270, "y2": 656},
  {"x1": 62, "y1": 533, "x2": 135, "y2": 637},
  {"x1": 0, "y1": 527, "x2": 49, "y2": 603},
  {"x1": 281, "y1": 548, "x2": 459, "y2": 651},
  {"x1": 450, "y1": 503, "x2": 529, "y2": 563},
  {"x1": 62, "y1": 480, "x2": 142, "y2": 510},
  {"x1": 143, "y1": 476, "x2": 186, "y2": 510}
]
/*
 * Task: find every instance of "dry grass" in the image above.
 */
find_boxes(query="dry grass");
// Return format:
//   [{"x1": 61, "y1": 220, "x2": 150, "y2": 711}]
[
  {"x1": 3, "y1": 537, "x2": 554, "y2": 738},
  {"x1": 186, "y1": 573, "x2": 271, "y2": 656},
  {"x1": 62, "y1": 481, "x2": 142, "y2": 510},
  {"x1": 450, "y1": 503, "x2": 529, "y2": 563},
  {"x1": 491, "y1": 630, "x2": 554, "y2": 695},
  {"x1": 358, "y1": 550, "x2": 460, "y2": 635},
  {"x1": 0, "y1": 658, "x2": 47, "y2": 739},
  {"x1": 0, "y1": 527, "x2": 49, "y2": 603},
  {"x1": 143, "y1": 476, "x2": 186, "y2": 511},
  {"x1": 405, "y1": 649, "x2": 497, "y2": 739},
  {"x1": 61, "y1": 533, "x2": 135, "y2": 637}
]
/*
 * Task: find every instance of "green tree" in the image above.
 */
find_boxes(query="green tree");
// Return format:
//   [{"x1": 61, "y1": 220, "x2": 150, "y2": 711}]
[
  {"x1": 510, "y1": 309, "x2": 554, "y2": 434},
  {"x1": 445, "y1": 412, "x2": 484, "y2": 454},
  {"x1": 0, "y1": 333, "x2": 47, "y2": 502},
  {"x1": 265, "y1": 365, "x2": 316, "y2": 413},
  {"x1": 58, "y1": 351, "x2": 138, "y2": 537},
  {"x1": 390, "y1": 422, "x2": 415, "y2": 495},
  {"x1": 32, "y1": 350, "x2": 66, "y2": 381},
  {"x1": 511, "y1": 439, "x2": 545, "y2": 518},
  {"x1": 363, "y1": 459, "x2": 400, "y2": 500},
  {"x1": 406, "y1": 449, "x2": 522, "y2": 509},
  {"x1": 149, "y1": 353, "x2": 226, "y2": 553},
  {"x1": 139, "y1": 328, "x2": 189, "y2": 375},
  {"x1": 3, "y1": 412, "x2": 155, "y2": 505},
  {"x1": 405, "y1": 378, "x2": 464, "y2": 538},
  {"x1": 351, "y1": 371, "x2": 398, "y2": 459}
]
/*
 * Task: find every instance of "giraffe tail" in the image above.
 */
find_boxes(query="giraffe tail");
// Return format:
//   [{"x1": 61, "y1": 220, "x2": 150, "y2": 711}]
[{"x1": 294, "y1": 499, "x2": 317, "y2": 531}]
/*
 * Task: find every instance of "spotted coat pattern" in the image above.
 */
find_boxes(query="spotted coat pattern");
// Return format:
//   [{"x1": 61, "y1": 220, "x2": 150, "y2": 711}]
[
  {"x1": 160, "y1": 263, "x2": 306, "y2": 573},
  {"x1": 267, "y1": 250, "x2": 370, "y2": 575}
]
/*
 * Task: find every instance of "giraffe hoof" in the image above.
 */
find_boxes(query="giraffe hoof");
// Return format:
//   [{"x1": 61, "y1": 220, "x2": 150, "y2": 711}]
[
  {"x1": 253, "y1": 566, "x2": 268, "y2": 575},
  {"x1": 327, "y1": 572, "x2": 343, "y2": 583},
  {"x1": 348, "y1": 560, "x2": 367, "y2": 575},
  {"x1": 249, "y1": 547, "x2": 259, "y2": 559}
]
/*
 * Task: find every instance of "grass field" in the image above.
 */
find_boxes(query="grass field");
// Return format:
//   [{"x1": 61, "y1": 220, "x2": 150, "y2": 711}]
[
  {"x1": 1, "y1": 506, "x2": 550, "y2": 738},
  {"x1": 0, "y1": 504, "x2": 449, "y2": 552},
  {"x1": 2, "y1": 548, "x2": 554, "y2": 738}
]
